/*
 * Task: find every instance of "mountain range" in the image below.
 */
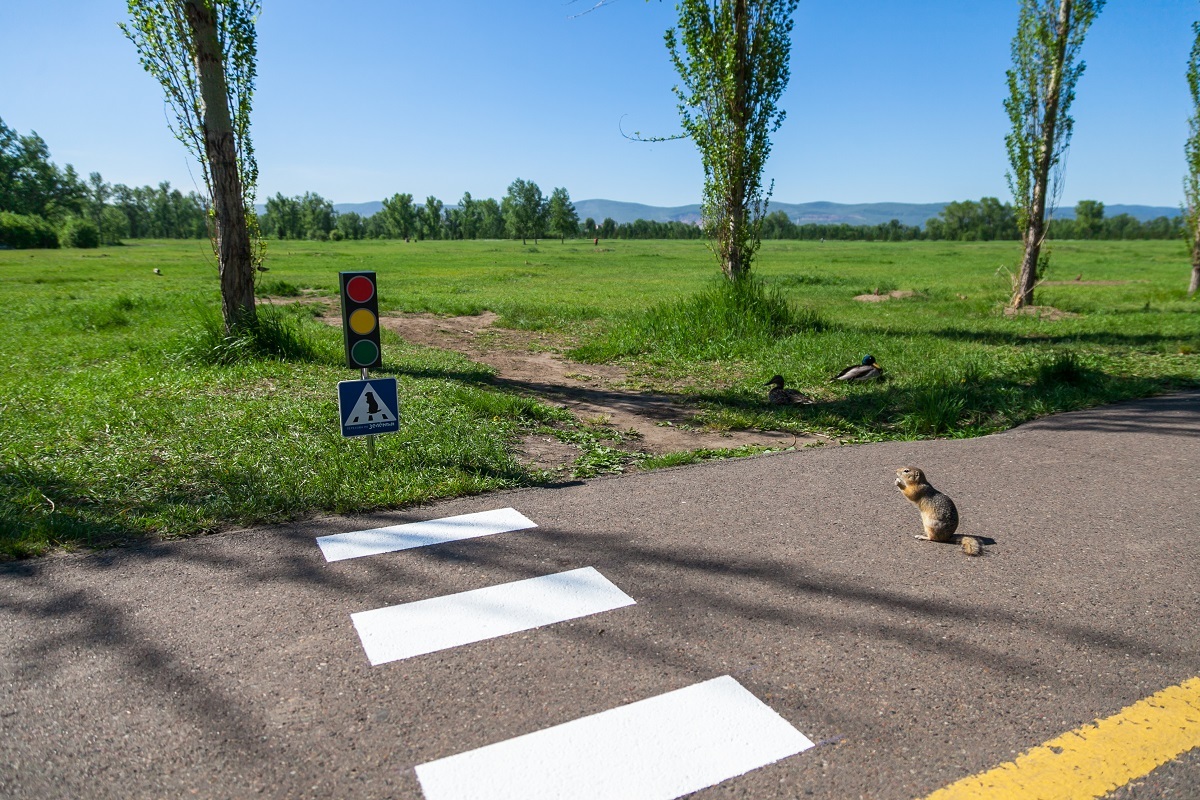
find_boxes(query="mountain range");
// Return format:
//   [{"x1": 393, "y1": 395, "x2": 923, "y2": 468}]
[{"x1": 320, "y1": 199, "x2": 1180, "y2": 228}]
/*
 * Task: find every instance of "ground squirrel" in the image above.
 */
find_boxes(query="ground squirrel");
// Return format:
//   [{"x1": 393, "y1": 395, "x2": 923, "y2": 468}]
[{"x1": 894, "y1": 466, "x2": 983, "y2": 556}]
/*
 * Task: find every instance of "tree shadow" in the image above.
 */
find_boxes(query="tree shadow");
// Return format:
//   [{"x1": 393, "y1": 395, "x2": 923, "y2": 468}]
[
  {"x1": 870, "y1": 322, "x2": 1197, "y2": 350},
  {"x1": 1015, "y1": 391, "x2": 1200, "y2": 437},
  {"x1": 4, "y1": 494, "x2": 1195, "y2": 792}
]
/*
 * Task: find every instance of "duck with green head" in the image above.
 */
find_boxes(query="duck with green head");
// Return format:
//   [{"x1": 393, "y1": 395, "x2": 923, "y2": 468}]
[{"x1": 832, "y1": 354, "x2": 883, "y2": 382}]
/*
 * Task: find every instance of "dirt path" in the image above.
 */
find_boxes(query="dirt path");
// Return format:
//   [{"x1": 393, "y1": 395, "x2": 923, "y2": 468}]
[{"x1": 349, "y1": 311, "x2": 814, "y2": 471}]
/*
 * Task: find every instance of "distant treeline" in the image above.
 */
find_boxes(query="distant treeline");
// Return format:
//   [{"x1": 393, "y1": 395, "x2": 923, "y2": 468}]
[
  {"x1": 258, "y1": 193, "x2": 1183, "y2": 244},
  {"x1": 753, "y1": 198, "x2": 1185, "y2": 242},
  {"x1": 0, "y1": 116, "x2": 1184, "y2": 248}
]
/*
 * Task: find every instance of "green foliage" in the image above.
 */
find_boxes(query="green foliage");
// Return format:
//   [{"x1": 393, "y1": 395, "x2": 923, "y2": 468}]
[
  {"x1": 421, "y1": 195, "x2": 444, "y2": 241},
  {"x1": 925, "y1": 197, "x2": 1019, "y2": 241},
  {"x1": 1005, "y1": 0, "x2": 1104, "y2": 230},
  {"x1": 0, "y1": 117, "x2": 88, "y2": 222},
  {"x1": 1185, "y1": 18, "x2": 1200, "y2": 295},
  {"x1": 97, "y1": 205, "x2": 130, "y2": 245},
  {"x1": 120, "y1": 0, "x2": 260, "y2": 215},
  {"x1": 1004, "y1": 0, "x2": 1105, "y2": 306},
  {"x1": 0, "y1": 211, "x2": 59, "y2": 248},
  {"x1": 59, "y1": 216, "x2": 100, "y2": 248},
  {"x1": 666, "y1": 0, "x2": 798, "y2": 280},
  {"x1": 548, "y1": 187, "x2": 580, "y2": 241},
  {"x1": 121, "y1": 0, "x2": 264, "y2": 331},
  {"x1": 262, "y1": 191, "x2": 335, "y2": 240},
  {"x1": 1186, "y1": 19, "x2": 1200, "y2": 240},
  {"x1": 111, "y1": 181, "x2": 208, "y2": 238},
  {"x1": 502, "y1": 178, "x2": 548, "y2": 244},
  {"x1": 380, "y1": 192, "x2": 417, "y2": 239}
]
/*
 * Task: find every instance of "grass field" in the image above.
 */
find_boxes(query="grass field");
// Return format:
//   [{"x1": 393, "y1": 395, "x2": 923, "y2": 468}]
[{"x1": 2, "y1": 237, "x2": 1197, "y2": 559}]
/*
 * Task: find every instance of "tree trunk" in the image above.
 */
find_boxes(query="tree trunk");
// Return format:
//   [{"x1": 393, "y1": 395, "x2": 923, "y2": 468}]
[
  {"x1": 1014, "y1": 189, "x2": 1047, "y2": 308},
  {"x1": 723, "y1": 0, "x2": 749, "y2": 282},
  {"x1": 1191, "y1": 220, "x2": 1200, "y2": 296},
  {"x1": 1012, "y1": 0, "x2": 1072, "y2": 309},
  {"x1": 185, "y1": 0, "x2": 255, "y2": 334}
]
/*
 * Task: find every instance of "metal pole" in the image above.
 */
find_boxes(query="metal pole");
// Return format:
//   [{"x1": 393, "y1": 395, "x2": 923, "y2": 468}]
[{"x1": 361, "y1": 367, "x2": 376, "y2": 460}]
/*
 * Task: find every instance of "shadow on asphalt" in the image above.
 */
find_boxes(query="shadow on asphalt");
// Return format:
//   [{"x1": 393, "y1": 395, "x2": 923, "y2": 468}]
[
  {"x1": 1, "y1": 508, "x2": 1190, "y2": 749},
  {"x1": 1020, "y1": 392, "x2": 1200, "y2": 437}
]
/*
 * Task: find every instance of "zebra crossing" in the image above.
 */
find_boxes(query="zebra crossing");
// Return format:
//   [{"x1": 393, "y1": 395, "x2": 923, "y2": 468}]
[{"x1": 315, "y1": 506, "x2": 815, "y2": 800}]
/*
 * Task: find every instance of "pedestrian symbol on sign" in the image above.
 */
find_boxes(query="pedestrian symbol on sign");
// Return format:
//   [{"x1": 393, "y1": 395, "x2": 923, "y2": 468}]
[{"x1": 338, "y1": 378, "x2": 400, "y2": 437}]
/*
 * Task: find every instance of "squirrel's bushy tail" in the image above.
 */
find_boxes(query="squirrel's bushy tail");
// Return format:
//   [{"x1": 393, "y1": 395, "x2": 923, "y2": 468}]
[{"x1": 956, "y1": 536, "x2": 983, "y2": 557}]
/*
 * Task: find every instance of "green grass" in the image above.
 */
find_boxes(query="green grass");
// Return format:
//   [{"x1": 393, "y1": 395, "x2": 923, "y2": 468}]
[{"x1": 1, "y1": 237, "x2": 1197, "y2": 559}]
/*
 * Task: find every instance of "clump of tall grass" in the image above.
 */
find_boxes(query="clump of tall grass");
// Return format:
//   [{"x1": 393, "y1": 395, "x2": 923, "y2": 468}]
[
  {"x1": 1033, "y1": 349, "x2": 1094, "y2": 388},
  {"x1": 74, "y1": 294, "x2": 138, "y2": 331},
  {"x1": 900, "y1": 381, "x2": 967, "y2": 437},
  {"x1": 573, "y1": 275, "x2": 825, "y2": 361},
  {"x1": 174, "y1": 303, "x2": 323, "y2": 365},
  {"x1": 255, "y1": 278, "x2": 303, "y2": 297}
]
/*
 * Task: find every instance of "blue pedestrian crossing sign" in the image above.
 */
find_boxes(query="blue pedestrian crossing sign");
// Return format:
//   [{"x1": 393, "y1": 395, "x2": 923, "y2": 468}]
[{"x1": 337, "y1": 378, "x2": 400, "y2": 438}]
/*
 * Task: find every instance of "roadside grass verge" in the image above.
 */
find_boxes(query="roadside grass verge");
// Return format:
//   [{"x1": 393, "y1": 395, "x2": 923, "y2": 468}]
[{"x1": 1, "y1": 238, "x2": 1197, "y2": 559}]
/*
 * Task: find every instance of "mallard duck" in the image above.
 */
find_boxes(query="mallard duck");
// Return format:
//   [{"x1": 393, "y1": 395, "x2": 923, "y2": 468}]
[
  {"x1": 764, "y1": 375, "x2": 814, "y2": 405},
  {"x1": 833, "y1": 354, "x2": 883, "y2": 382}
]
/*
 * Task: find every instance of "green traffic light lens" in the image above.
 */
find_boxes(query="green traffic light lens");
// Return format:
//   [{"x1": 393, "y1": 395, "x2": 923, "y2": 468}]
[{"x1": 350, "y1": 339, "x2": 379, "y2": 366}]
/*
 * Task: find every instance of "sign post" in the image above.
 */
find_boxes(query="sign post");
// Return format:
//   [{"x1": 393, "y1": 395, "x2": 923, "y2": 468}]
[{"x1": 338, "y1": 271, "x2": 396, "y2": 454}]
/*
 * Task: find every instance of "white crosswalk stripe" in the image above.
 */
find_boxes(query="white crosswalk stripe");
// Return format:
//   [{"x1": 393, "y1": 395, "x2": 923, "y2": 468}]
[
  {"x1": 350, "y1": 567, "x2": 636, "y2": 665},
  {"x1": 414, "y1": 675, "x2": 815, "y2": 800},
  {"x1": 315, "y1": 507, "x2": 536, "y2": 562}
]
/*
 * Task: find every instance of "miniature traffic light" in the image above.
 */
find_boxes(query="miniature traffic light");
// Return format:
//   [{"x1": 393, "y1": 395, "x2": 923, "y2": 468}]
[{"x1": 339, "y1": 270, "x2": 382, "y2": 370}]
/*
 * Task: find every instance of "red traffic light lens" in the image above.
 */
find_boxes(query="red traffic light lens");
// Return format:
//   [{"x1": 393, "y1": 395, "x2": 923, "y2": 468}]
[{"x1": 346, "y1": 275, "x2": 375, "y2": 303}]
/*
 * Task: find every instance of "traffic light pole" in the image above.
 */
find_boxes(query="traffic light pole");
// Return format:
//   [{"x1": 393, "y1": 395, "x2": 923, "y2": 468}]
[{"x1": 361, "y1": 366, "x2": 376, "y2": 460}]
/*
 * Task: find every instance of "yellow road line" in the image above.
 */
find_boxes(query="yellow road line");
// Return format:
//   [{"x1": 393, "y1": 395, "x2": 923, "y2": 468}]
[{"x1": 921, "y1": 676, "x2": 1200, "y2": 800}]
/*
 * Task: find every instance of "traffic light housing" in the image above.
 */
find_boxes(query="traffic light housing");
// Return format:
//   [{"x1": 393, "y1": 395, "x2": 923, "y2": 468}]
[{"x1": 339, "y1": 270, "x2": 382, "y2": 369}]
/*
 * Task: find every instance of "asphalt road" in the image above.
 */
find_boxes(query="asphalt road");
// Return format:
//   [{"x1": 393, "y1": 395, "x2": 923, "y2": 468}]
[{"x1": 2, "y1": 391, "x2": 1198, "y2": 800}]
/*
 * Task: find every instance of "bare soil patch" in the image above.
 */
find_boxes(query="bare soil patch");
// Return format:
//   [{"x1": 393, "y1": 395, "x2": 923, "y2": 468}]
[
  {"x1": 853, "y1": 290, "x2": 917, "y2": 302},
  {"x1": 1041, "y1": 279, "x2": 1135, "y2": 286},
  {"x1": 323, "y1": 311, "x2": 813, "y2": 471},
  {"x1": 257, "y1": 289, "x2": 337, "y2": 308},
  {"x1": 1002, "y1": 305, "x2": 1080, "y2": 321}
]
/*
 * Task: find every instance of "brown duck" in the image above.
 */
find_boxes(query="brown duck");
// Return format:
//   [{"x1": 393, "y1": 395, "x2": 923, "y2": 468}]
[{"x1": 764, "y1": 375, "x2": 814, "y2": 405}]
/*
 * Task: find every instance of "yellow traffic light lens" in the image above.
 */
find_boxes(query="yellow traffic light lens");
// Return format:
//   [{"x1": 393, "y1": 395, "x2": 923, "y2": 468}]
[{"x1": 349, "y1": 308, "x2": 377, "y2": 335}]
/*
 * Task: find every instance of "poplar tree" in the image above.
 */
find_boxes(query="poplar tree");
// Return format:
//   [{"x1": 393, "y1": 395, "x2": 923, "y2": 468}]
[
  {"x1": 122, "y1": 0, "x2": 262, "y2": 333},
  {"x1": 1185, "y1": 18, "x2": 1200, "y2": 296},
  {"x1": 548, "y1": 187, "x2": 580, "y2": 242},
  {"x1": 1004, "y1": 0, "x2": 1104, "y2": 308},
  {"x1": 502, "y1": 179, "x2": 548, "y2": 245},
  {"x1": 666, "y1": 0, "x2": 797, "y2": 282}
]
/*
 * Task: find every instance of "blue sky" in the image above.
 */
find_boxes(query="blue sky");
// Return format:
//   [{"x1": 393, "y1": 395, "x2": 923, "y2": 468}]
[{"x1": 1, "y1": 1, "x2": 1196, "y2": 208}]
